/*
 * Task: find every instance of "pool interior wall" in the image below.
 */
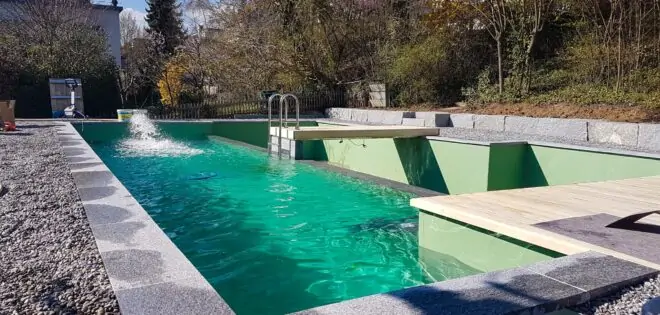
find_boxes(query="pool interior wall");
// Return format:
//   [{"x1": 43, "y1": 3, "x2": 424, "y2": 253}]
[{"x1": 74, "y1": 120, "x2": 660, "y2": 196}]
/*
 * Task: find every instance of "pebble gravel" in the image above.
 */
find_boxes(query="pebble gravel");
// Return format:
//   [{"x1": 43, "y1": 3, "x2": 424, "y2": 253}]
[
  {"x1": 0, "y1": 123, "x2": 119, "y2": 314},
  {"x1": 572, "y1": 275, "x2": 660, "y2": 314}
]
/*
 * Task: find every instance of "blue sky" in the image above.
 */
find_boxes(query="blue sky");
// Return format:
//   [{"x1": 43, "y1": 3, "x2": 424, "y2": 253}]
[{"x1": 117, "y1": 0, "x2": 148, "y2": 12}]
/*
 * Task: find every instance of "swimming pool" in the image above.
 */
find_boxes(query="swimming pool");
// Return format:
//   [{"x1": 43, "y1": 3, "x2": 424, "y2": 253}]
[
  {"x1": 92, "y1": 136, "x2": 433, "y2": 314},
  {"x1": 81, "y1": 118, "x2": 560, "y2": 314}
]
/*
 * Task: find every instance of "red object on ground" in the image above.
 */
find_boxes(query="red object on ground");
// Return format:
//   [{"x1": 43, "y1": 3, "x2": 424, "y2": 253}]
[{"x1": 4, "y1": 121, "x2": 16, "y2": 131}]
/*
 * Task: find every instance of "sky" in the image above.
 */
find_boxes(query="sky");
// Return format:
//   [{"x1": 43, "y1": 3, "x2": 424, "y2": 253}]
[{"x1": 97, "y1": 0, "x2": 202, "y2": 31}]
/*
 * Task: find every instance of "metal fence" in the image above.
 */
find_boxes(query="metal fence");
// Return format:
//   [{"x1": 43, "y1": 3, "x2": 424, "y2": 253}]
[{"x1": 147, "y1": 91, "x2": 347, "y2": 120}]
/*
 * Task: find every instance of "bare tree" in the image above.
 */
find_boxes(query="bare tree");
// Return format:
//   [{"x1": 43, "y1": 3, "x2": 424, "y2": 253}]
[
  {"x1": 3, "y1": 0, "x2": 112, "y2": 76},
  {"x1": 467, "y1": 0, "x2": 511, "y2": 94},
  {"x1": 120, "y1": 10, "x2": 145, "y2": 46}
]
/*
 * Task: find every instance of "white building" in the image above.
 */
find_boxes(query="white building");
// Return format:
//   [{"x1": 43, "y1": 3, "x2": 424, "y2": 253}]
[{"x1": 0, "y1": 1, "x2": 123, "y2": 66}]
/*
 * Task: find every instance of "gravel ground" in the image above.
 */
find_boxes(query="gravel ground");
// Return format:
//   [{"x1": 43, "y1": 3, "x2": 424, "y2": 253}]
[
  {"x1": 0, "y1": 123, "x2": 119, "y2": 314},
  {"x1": 572, "y1": 276, "x2": 660, "y2": 315}
]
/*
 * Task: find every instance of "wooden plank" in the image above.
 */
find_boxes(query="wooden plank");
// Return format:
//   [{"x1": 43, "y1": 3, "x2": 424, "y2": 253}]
[{"x1": 411, "y1": 175, "x2": 660, "y2": 269}]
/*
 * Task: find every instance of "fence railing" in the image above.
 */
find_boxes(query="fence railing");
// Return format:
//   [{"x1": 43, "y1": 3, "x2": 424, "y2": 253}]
[{"x1": 147, "y1": 91, "x2": 348, "y2": 120}]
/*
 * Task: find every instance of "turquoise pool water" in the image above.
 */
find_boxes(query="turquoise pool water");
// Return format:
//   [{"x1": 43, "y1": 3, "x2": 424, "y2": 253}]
[{"x1": 92, "y1": 138, "x2": 433, "y2": 314}]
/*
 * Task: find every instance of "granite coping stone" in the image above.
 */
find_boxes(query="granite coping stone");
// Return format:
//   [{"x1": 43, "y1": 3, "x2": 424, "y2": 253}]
[
  {"x1": 474, "y1": 115, "x2": 506, "y2": 132},
  {"x1": 56, "y1": 123, "x2": 234, "y2": 314},
  {"x1": 295, "y1": 252, "x2": 658, "y2": 315},
  {"x1": 588, "y1": 121, "x2": 639, "y2": 147},
  {"x1": 115, "y1": 277, "x2": 234, "y2": 315},
  {"x1": 414, "y1": 112, "x2": 451, "y2": 127}
]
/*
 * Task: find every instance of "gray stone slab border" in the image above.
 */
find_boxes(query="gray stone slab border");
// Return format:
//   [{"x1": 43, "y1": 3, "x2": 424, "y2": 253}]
[
  {"x1": 295, "y1": 251, "x2": 659, "y2": 315},
  {"x1": 56, "y1": 122, "x2": 234, "y2": 315},
  {"x1": 323, "y1": 108, "x2": 660, "y2": 153}
]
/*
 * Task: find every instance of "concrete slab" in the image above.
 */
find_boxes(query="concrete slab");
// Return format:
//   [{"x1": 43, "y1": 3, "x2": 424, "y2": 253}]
[
  {"x1": 350, "y1": 109, "x2": 370, "y2": 123},
  {"x1": 295, "y1": 261, "x2": 587, "y2": 315},
  {"x1": 414, "y1": 112, "x2": 451, "y2": 127},
  {"x1": 325, "y1": 108, "x2": 352, "y2": 121},
  {"x1": 534, "y1": 214, "x2": 660, "y2": 266},
  {"x1": 588, "y1": 121, "x2": 639, "y2": 146},
  {"x1": 449, "y1": 114, "x2": 475, "y2": 128},
  {"x1": 505, "y1": 116, "x2": 588, "y2": 141},
  {"x1": 271, "y1": 125, "x2": 439, "y2": 141},
  {"x1": 474, "y1": 115, "x2": 505, "y2": 132},
  {"x1": 116, "y1": 277, "x2": 233, "y2": 315},
  {"x1": 402, "y1": 118, "x2": 426, "y2": 127},
  {"x1": 57, "y1": 122, "x2": 233, "y2": 314},
  {"x1": 638, "y1": 124, "x2": 660, "y2": 151},
  {"x1": 525, "y1": 251, "x2": 658, "y2": 299},
  {"x1": 366, "y1": 110, "x2": 413, "y2": 125},
  {"x1": 84, "y1": 201, "x2": 152, "y2": 226},
  {"x1": 91, "y1": 221, "x2": 202, "y2": 290}
]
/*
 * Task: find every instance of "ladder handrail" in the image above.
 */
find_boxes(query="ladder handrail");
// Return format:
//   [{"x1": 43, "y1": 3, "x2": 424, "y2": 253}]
[
  {"x1": 267, "y1": 94, "x2": 282, "y2": 156},
  {"x1": 267, "y1": 93, "x2": 299, "y2": 159},
  {"x1": 281, "y1": 94, "x2": 300, "y2": 130}
]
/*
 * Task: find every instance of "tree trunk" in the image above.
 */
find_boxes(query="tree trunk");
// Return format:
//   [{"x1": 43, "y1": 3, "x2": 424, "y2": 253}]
[
  {"x1": 497, "y1": 35, "x2": 503, "y2": 94},
  {"x1": 616, "y1": 3, "x2": 623, "y2": 92}
]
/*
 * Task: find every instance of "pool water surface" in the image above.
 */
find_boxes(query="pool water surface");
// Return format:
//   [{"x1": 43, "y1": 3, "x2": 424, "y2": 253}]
[{"x1": 92, "y1": 138, "x2": 437, "y2": 314}]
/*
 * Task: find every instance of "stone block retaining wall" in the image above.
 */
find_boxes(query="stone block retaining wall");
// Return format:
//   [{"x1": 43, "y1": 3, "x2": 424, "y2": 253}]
[{"x1": 325, "y1": 108, "x2": 659, "y2": 151}]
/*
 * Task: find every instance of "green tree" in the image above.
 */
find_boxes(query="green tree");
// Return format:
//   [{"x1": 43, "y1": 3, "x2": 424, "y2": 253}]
[{"x1": 146, "y1": 0, "x2": 185, "y2": 55}]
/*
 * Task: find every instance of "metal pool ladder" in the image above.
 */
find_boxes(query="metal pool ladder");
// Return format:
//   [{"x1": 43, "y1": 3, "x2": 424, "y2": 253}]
[{"x1": 267, "y1": 93, "x2": 300, "y2": 158}]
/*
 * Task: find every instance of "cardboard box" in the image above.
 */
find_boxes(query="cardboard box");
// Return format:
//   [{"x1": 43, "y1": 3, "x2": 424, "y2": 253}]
[{"x1": 0, "y1": 100, "x2": 16, "y2": 125}]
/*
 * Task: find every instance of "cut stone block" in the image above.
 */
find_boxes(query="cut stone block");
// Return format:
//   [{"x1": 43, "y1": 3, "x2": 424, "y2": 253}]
[
  {"x1": 638, "y1": 124, "x2": 660, "y2": 151},
  {"x1": 366, "y1": 110, "x2": 412, "y2": 125},
  {"x1": 415, "y1": 112, "x2": 450, "y2": 127},
  {"x1": 351, "y1": 109, "x2": 370, "y2": 123},
  {"x1": 116, "y1": 277, "x2": 233, "y2": 315},
  {"x1": 401, "y1": 118, "x2": 426, "y2": 127},
  {"x1": 325, "y1": 108, "x2": 352, "y2": 121},
  {"x1": 449, "y1": 114, "x2": 475, "y2": 128},
  {"x1": 294, "y1": 263, "x2": 586, "y2": 315},
  {"x1": 525, "y1": 251, "x2": 658, "y2": 299},
  {"x1": 474, "y1": 115, "x2": 505, "y2": 132},
  {"x1": 588, "y1": 121, "x2": 639, "y2": 146},
  {"x1": 505, "y1": 116, "x2": 588, "y2": 141}
]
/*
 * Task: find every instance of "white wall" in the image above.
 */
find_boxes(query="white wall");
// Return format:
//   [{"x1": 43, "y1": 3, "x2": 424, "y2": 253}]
[{"x1": 92, "y1": 5, "x2": 123, "y2": 66}]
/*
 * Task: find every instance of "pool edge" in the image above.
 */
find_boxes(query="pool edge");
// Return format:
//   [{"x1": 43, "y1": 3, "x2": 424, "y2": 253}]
[
  {"x1": 56, "y1": 122, "x2": 235, "y2": 315},
  {"x1": 293, "y1": 251, "x2": 658, "y2": 315}
]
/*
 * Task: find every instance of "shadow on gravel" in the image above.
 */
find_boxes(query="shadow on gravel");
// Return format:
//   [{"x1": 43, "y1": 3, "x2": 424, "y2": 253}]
[
  {"x1": 0, "y1": 132, "x2": 33, "y2": 136},
  {"x1": 39, "y1": 277, "x2": 78, "y2": 314}
]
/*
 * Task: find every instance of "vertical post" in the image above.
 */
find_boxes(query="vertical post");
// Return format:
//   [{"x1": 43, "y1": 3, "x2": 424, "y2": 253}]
[
  {"x1": 278, "y1": 96, "x2": 284, "y2": 159},
  {"x1": 267, "y1": 94, "x2": 281, "y2": 156}
]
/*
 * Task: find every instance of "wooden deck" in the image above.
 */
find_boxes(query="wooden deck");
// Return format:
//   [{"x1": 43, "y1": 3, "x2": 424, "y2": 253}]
[
  {"x1": 411, "y1": 175, "x2": 660, "y2": 270},
  {"x1": 270, "y1": 125, "x2": 439, "y2": 141}
]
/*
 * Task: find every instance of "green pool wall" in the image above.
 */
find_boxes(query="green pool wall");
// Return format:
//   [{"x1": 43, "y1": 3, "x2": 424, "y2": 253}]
[
  {"x1": 73, "y1": 120, "x2": 660, "y2": 195},
  {"x1": 418, "y1": 211, "x2": 562, "y2": 280},
  {"x1": 525, "y1": 144, "x2": 660, "y2": 187},
  {"x1": 308, "y1": 138, "x2": 517, "y2": 195},
  {"x1": 212, "y1": 121, "x2": 317, "y2": 148}
]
